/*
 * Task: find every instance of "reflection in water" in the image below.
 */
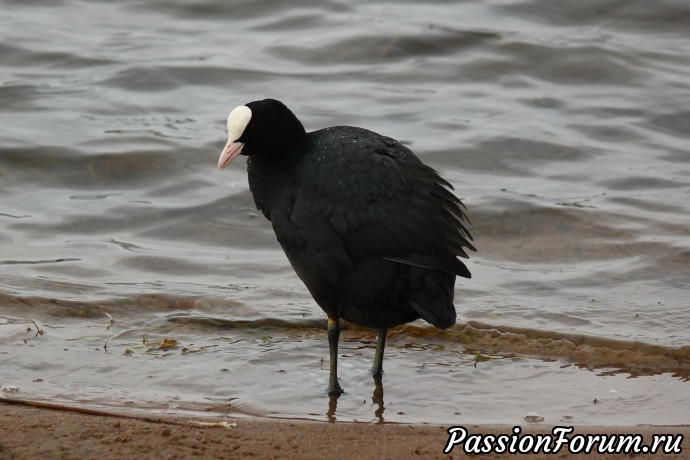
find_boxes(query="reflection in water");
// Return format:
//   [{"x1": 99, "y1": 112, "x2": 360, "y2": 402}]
[
  {"x1": 326, "y1": 374, "x2": 386, "y2": 424},
  {"x1": 327, "y1": 393, "x2": 339, "y2": 423},
  {"x1": 372, "y1": 374, "x2": 385, "y2": 424}
]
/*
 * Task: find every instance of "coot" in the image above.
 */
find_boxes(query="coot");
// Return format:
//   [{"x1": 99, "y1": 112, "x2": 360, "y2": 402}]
[{"x1": 218, "y1": 99, "x2": 474, "y2": 395}]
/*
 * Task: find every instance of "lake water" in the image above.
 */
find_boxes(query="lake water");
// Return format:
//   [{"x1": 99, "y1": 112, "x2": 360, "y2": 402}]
[{"x1": 1, "y1": 0, "x2": 689, "y2": 426}]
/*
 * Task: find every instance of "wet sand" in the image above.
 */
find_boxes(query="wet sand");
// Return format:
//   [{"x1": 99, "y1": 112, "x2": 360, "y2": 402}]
[{"x1": 1, "y1": 400, "x2": 687, "y2": 459}]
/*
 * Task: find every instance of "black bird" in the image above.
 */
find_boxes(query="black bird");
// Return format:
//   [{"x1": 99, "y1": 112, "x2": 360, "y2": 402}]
[{"x1": 218, "y1": 99, "x2": 475, "y2": 395}]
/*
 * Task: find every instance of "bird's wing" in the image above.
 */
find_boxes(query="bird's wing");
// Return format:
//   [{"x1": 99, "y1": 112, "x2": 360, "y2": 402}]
[{"x1": 297, "y1": 132, "x2": 475, "y2": 278}]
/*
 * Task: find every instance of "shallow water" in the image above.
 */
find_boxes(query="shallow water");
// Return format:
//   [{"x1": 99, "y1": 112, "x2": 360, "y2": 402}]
[{"x1": 1, "y1": 0, "x2": 689, "y2": 425}]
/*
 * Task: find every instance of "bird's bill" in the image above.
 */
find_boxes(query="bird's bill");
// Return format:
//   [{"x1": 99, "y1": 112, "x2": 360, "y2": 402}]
[{"x1": 218, "y1": 141, "x2": 244, "y2": 170}]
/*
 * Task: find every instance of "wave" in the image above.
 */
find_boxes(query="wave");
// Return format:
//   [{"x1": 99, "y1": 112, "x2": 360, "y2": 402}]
[{"x1": 2, "y1": 290, "x2": 689, "y2": 380}]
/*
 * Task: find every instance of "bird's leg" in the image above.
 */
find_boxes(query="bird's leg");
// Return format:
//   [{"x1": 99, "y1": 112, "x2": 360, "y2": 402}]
[
  {"x1": 327, "y1": 317, "x2": 344, "y2": 395},
  {"x1": 371, "y1": 328, "x2": 387, "y2": 378}
]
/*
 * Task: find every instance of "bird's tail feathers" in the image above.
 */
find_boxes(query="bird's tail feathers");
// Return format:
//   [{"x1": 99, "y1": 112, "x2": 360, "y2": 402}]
[{"x1": 409, "y1": 301, "x2": 456, "y2": 330}]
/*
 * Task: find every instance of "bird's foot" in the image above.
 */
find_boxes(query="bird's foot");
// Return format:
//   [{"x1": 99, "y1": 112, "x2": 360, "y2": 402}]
[
  {"x1": 370, "y1": 362, "x2": 384, "y2": 379},
  {"x1": 371, "y1": 369, "x2": 383, "y2": 387},
  {"x1": 327, "y1": 382, "x2": 344, "y2": 396},
  {"x1": 370, "y1": 366, "x2": 384, "y2": 377}
]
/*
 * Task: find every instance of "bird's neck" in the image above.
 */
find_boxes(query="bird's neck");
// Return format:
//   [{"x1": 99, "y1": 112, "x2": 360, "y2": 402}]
[{"x1": 246, "y1": 146, "x2": 305, "y2": 221}]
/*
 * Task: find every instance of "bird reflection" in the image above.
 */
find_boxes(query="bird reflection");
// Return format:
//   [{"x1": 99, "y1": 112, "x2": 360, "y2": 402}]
[
  {"x1": 327, "y1": 392, "x2": 339, "y2": 423},
  {"x1": 372, "y1": 373, "x2": 385, "y2": 423},
  {"x1": 325, "y1": 373, "x2": 386, "y2": 423}
]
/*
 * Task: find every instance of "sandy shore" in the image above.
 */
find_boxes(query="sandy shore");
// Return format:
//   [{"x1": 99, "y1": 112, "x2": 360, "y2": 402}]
[{"x1": 1, "y1": 399, "x2": 687, "y2": 459}]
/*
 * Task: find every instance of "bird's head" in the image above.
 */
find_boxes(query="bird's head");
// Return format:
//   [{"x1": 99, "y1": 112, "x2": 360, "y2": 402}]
[{"x1": 218, "y1": 99, "x2": 306, "y2": 170}]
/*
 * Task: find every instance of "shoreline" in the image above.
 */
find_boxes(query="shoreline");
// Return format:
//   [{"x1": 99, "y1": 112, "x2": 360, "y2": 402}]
[{"x1": 1, "y1": 399, "x2": 687, "y2": 459}]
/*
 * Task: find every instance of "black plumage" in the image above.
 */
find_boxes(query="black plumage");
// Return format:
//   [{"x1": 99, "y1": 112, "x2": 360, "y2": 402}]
[{"x1": 218, "y1": 99, "x2": 475, "y2": 394}]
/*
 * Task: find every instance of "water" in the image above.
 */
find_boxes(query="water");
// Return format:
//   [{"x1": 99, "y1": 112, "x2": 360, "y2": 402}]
[{"x1": 1, "y1": 0, "x2": 689, "y2": 425}]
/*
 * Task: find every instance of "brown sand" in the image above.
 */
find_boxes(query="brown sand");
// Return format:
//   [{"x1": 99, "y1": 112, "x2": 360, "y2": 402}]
[{"x1": 0, "y1": 399, "x2": 687, "y2": 459}]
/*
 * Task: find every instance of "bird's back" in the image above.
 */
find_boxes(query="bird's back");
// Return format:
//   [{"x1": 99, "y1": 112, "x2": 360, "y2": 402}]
[{"x1": 248, "y1": 125, "x2": 474, "y2": 329}]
